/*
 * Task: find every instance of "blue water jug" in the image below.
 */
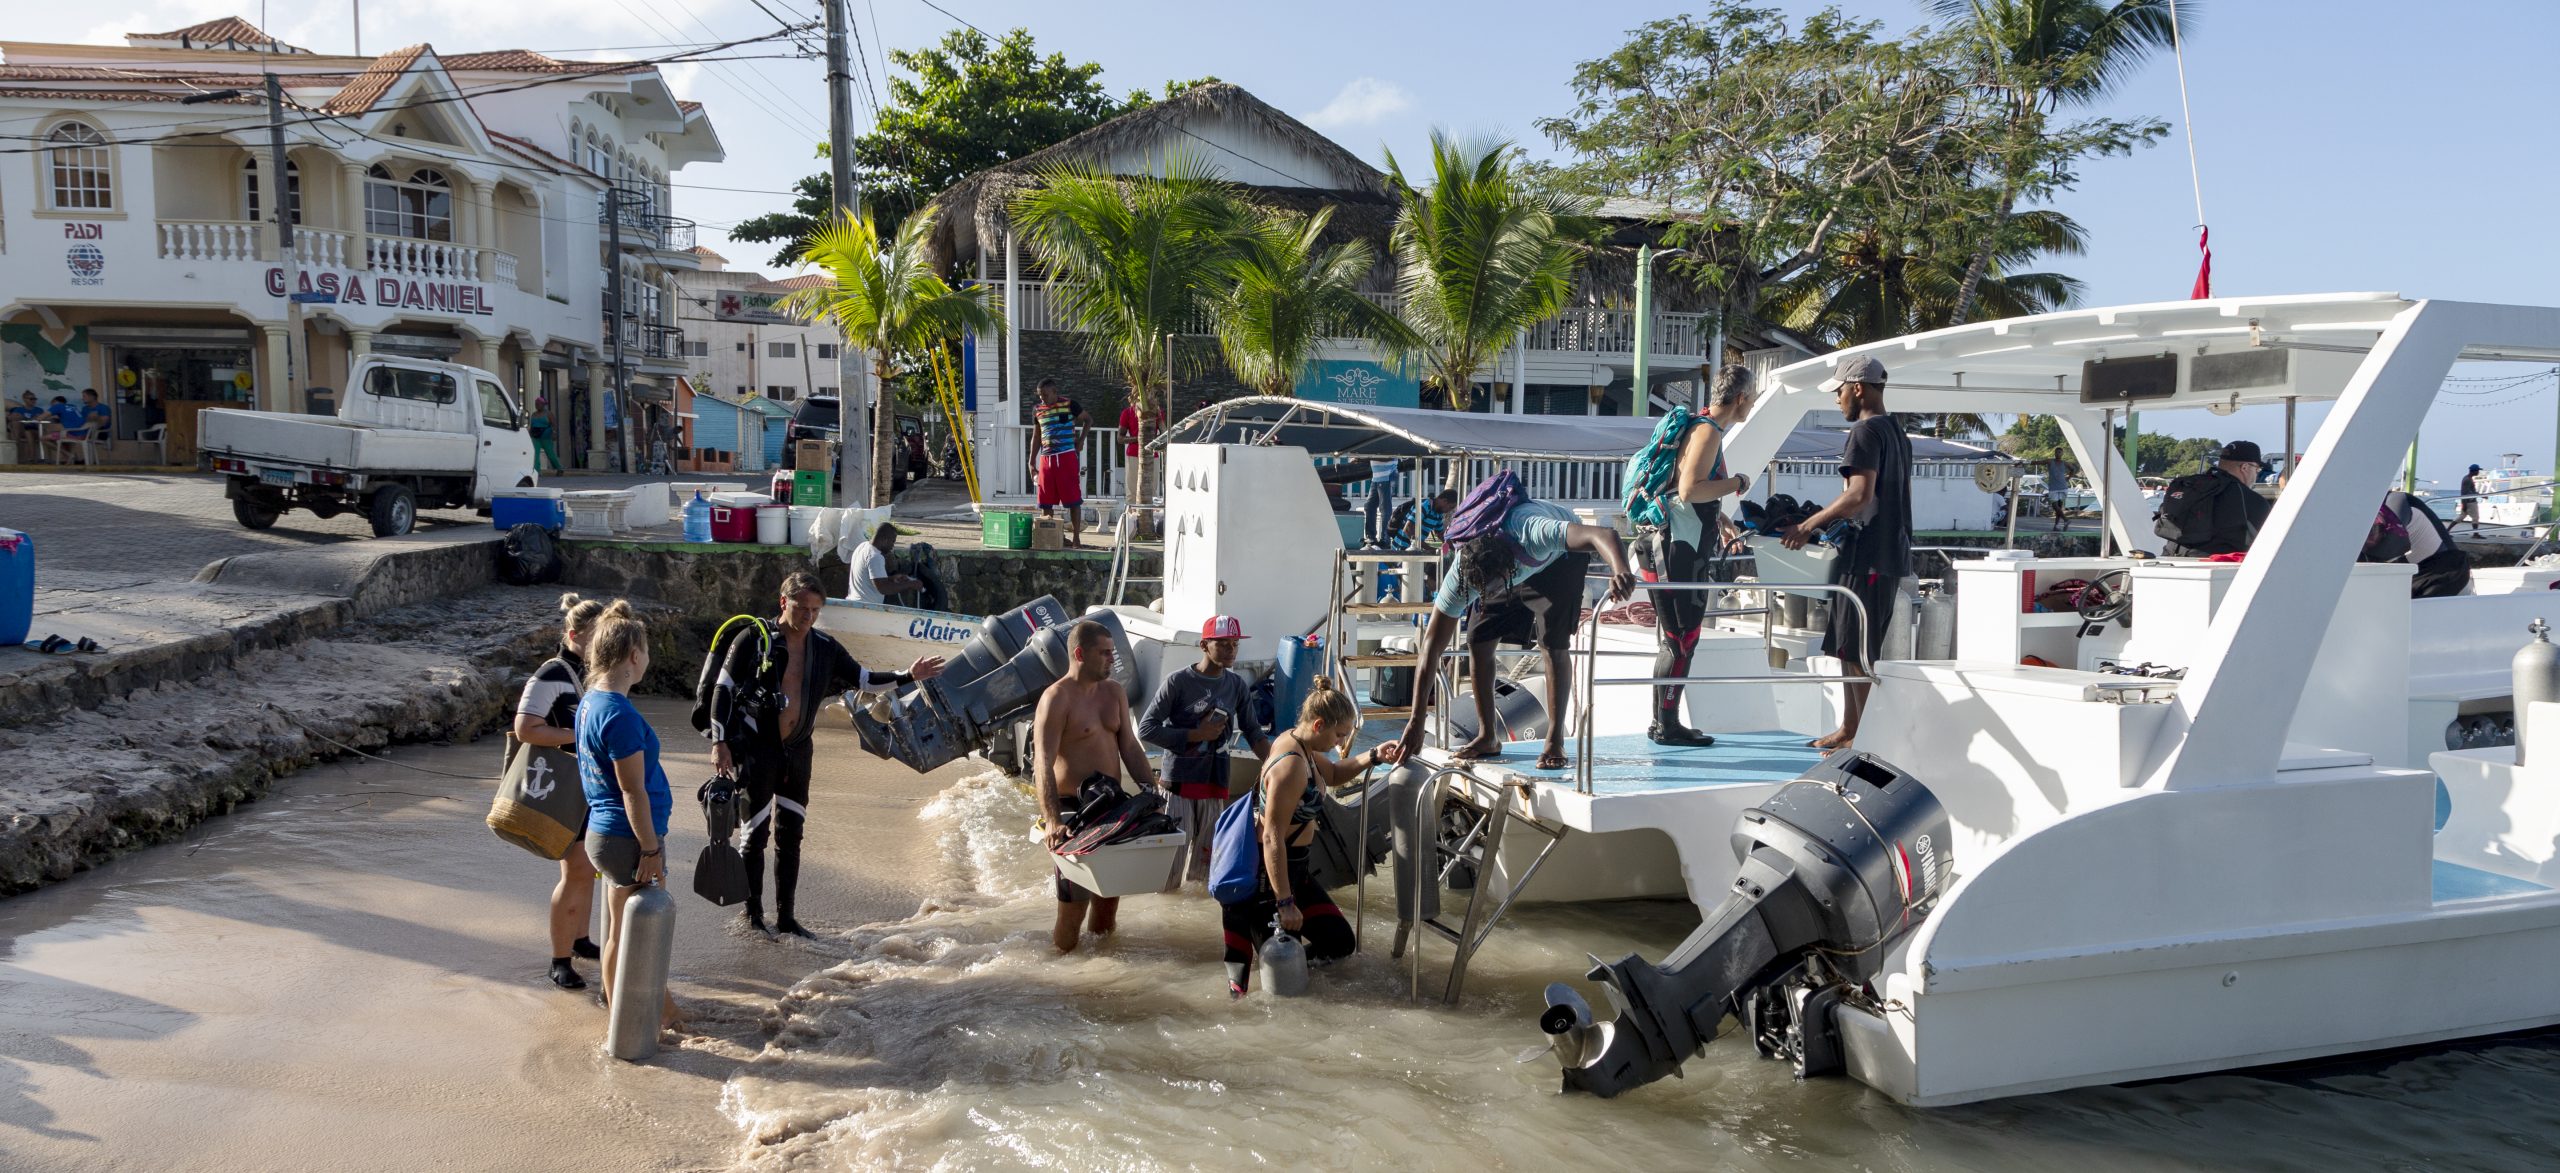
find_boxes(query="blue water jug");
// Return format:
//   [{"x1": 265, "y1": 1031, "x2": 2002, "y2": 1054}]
[
  {"x1": 682, "y1": 491, "x2": 714, "y2": 544},
  {"x1": 0, "y1": 528, "x2": 29, "y2": 648}
]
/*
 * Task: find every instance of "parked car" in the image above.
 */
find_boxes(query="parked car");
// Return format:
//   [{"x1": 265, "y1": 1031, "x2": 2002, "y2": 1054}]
[{"x1": 199, "y1": 355, "x2": 534, "y2": 537}]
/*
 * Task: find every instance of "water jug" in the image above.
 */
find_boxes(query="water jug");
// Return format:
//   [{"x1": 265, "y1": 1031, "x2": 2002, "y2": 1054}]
[
  {"x1": 605, "y1": 883, "x2": 677, "y2": 1060},
  {"x1": 1261, "y1": 920, "x2": 1310, "y2": 997},
  {"x1": 682, "y1": 491, "x2": 714, "y2": 544}
]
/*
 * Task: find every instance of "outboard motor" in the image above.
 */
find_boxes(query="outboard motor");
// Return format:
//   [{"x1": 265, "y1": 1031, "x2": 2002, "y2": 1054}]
[
  {"x1": 849, "y1": 596, "x2": 1135, "y2": 773},
  {"x1": 1543, "y1": 751, "x2": 1952, "y2": 1096}
]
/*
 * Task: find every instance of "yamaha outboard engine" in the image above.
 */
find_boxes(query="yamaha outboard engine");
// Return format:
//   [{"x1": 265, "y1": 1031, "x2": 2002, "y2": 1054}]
[
  {"x1": 1543, "y1": 751, "x2": 1951, "y2": 1096},
  {"x1": 849, "y1": 596, "x2": 1136, "y2": 773}
]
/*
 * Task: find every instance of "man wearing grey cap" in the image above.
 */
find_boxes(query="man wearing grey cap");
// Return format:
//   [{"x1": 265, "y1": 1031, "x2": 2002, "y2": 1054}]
[{"x1": 1780, "y1": 353, "x2": 1910, "y2": 750}]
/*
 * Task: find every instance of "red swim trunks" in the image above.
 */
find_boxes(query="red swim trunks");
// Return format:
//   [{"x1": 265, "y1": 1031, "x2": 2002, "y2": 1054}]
[{"x1": 1038, "y1": 451, "x2": 1083, "y2": 508}]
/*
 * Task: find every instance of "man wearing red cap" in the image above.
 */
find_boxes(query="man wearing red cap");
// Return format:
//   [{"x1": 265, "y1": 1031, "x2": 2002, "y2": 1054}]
[{"x1": 1138, "y1": 614, "x2": 1271, "y2": 889}]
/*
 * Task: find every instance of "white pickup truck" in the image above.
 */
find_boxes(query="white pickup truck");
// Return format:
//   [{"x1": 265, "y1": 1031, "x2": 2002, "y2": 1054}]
[{"x1": 199, "y1": 355, "x2": 537, "y2": 536}]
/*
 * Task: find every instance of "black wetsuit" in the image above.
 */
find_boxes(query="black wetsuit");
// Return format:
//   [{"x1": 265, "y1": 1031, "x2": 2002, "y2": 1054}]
[
  {"x1": 1654, "y1": 418, "x2": 1728, "y2": 728},
  {"x1": 709, "y1": 625, "x2": 906, "y2": 925}
]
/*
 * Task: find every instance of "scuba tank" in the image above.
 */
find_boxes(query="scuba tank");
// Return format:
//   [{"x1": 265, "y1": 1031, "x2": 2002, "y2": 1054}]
[
  {"x1": 2515, "y1": 618, "x2": 2560, "y2": 766},
  {"x1": 1260, "y1": 920, "x2": 1310, "y2": 997},
  {"x1": 605, "y1": 884, "x2": 678, "y2": 1060}
]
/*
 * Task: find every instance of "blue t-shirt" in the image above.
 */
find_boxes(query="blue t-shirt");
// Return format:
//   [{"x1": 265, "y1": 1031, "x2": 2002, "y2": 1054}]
[
  {"x1": 82, "y1": 403, "x2": 110, "y2": 434},
  {"x1": 8, "y1": 404, "x2": 40, "y2": 425},
  {"x1": 1432, "y1": 500, "x2": 1579, "y2": 615},
  {"x1": 578, "y1": 690, "x2": 672, "y2": 839},
  {"x1": 49, "y1": 403, "x2": 84, "y2": 433}
]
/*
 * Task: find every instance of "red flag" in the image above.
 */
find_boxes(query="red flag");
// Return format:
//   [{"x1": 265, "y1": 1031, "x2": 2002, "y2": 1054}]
[{"x1": 2190, "y1": 225, "x2": 2212, "y2": 299}]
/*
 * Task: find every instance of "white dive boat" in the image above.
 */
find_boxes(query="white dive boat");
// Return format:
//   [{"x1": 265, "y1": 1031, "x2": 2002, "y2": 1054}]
[
  {"x1": 816, "y1": 597, "x2": 982, "y2": 669},
  {"x1": 2475, "y1": 454, "x2": 2549, "y2": 528},
  {"x1": 1514, "y1": 292, "x2": 2560, "y2": 1107}
]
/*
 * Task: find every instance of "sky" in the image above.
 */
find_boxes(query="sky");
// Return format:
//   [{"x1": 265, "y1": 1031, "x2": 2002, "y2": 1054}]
[{"x1": 16, "y1": 0, "x2": 2560, "y2": 486}]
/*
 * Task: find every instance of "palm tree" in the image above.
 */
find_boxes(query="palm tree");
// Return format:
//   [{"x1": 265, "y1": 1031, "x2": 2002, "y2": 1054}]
[
  {"x1": 1009, "y1": 153, "x2": 1242, "y2": 503},
  {"x1": 782, "y1": 208, "x2": 1000, "y2": 506},
  {"x1": 1763, "y1": 207, "x2": 2087, "y2": 345},
  {"x1": 1211, "y1": 206, "x2": 1413, "y2": 397},
  {"x1": 1932, "y1": 0, "x2": 2186, "y2": 321},
  {"x1": 1386, "y1": 133, "x2": 1590, "y2": 411}
]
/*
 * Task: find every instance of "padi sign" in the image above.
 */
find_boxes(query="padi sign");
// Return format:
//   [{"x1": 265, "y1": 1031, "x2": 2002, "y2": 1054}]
[{"x1": 264, "y1": 268, "x2": 495, "y2": 316}]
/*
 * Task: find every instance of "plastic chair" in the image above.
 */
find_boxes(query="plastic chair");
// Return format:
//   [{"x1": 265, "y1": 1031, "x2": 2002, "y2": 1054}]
[{"x1": 138, "y1": 423, "x2": 167, "y2": 466}]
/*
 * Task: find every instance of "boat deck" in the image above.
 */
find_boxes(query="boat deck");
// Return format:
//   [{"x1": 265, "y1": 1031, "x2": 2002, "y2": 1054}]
[
  {"x1": 2432, "y1": 859, "x2": 2550, "y2": 903},
  {"x1": 1454, "y1": 730, "x2": 1827, "y2": 795}
]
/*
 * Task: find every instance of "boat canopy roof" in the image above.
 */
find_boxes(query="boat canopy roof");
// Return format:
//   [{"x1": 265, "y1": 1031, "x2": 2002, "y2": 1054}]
[{"x1": 1154, "y1": 396, "x2": 1656, "y2": 464}]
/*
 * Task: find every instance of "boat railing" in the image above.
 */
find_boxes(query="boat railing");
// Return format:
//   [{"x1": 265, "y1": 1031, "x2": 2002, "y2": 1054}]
[{"x1": 1572, "y1": 579, "x2": 1873, "y2": 795}]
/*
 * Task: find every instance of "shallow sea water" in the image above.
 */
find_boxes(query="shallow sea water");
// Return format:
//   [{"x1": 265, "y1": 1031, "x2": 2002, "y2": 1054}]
[{"x1": 719, "y1": 771, "x2": 2560, "y2": 1171}]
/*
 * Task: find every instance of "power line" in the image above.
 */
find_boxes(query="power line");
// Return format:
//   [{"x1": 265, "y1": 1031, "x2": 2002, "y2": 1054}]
[
  {"x1": 607, "y1": 0, "x2": 827, "y2": 142},
  {"x1": 914, "y1": 0, "x2": 992, "y2": 38}
]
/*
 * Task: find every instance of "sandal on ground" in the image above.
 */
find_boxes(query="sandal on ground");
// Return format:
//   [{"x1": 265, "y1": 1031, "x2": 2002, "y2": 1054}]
[
  {"x1": 23, "y1": 634, "x2": 68, "y2": 654},
  {"x1": 73, "y1": 637, "x2": 101, "y2": 654},
  {"x1": 1535, "y1": 748, "x2": 1569, "y2": 771}
]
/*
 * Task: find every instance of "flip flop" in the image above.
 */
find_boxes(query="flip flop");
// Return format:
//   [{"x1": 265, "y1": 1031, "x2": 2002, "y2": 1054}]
[
  {"x1": 23, "y1": 634, "x2": 67, "y2": 654},
  {"x1": 1535, "y1": 749, "x2": 1569, "y2": 771},
  {"x1": 73, "y1": 637, "x2": 101, "y2": 654}
]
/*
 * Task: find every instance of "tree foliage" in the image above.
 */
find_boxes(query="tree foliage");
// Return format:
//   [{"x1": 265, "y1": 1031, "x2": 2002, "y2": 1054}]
[
  {"x1": 1997, "y1": 413, "x2": 2220, "y2": 476},
  {"x1": 731, "y1": 29, "x2": 1144, "y2": 266},
  {"x1": 1386, "y1": 133, "x2": 1591, "y2": 410},
  {"x1": 1212, "y1": 207, "x2": 1413, "y2": 397},
  {"x1": 1536, "y1": 4, "x2": 2164, "y2": 341},
  {"x1": 778, "y1": 209, "x2": 999, "y2": 505},
  {"x1": 1008, "y1": 154, "x2": 1245, "y2": 498}
]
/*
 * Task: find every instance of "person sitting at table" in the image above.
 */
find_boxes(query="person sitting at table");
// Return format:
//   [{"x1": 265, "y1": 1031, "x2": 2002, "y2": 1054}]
[
  {"x1": 46, "y1": 396, "x2": 86, "y2": 465},
  {"x1": 8, "y1": 392, "x2": 43, "y2": 455}
]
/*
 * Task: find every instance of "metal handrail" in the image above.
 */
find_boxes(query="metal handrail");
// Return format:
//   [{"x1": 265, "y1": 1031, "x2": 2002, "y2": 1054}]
[{"x1": 1574, "y1": 579, "x2": 1871, "y2": 794}]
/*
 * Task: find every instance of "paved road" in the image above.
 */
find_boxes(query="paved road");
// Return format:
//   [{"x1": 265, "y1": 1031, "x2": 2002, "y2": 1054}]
[{"x1": 0, "y1": 471, "x2": 666, "y2": 592}]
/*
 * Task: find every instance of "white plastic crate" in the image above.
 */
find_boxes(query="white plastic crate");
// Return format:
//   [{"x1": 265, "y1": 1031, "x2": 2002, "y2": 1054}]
[
  {"x1": 1051, "y1": 832, "x2": 1188, "y2": 898},
  {"x1": 1744, "y1": 535, "x2": 1840, "y2": 585}
]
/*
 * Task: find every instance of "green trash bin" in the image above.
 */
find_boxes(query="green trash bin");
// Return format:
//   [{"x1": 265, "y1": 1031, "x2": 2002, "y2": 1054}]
[
  {"x1": 982, "y1": 511, "x2": 1033, "y2": 550},
  {"x1": 790, "y1": 469, "x2": 831, "y2": 506}
]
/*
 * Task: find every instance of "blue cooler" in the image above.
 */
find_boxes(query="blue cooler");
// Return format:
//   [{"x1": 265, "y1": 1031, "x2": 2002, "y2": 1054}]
[
  {"x1": 0, "y1": 528, "x2": 29, "y2": 649},
  {"x1": 491, "y1": 487, "x2": 567, "y2": 531}
]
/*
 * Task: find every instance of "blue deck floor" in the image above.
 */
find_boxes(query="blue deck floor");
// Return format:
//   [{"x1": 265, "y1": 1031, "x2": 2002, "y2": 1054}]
[
  {"x1": 1477, "y1": 730, "x2": 1827, "y2": 794},
  {"x1": 2432, "y1": 859, "x2": 2550, "y2": 903}
]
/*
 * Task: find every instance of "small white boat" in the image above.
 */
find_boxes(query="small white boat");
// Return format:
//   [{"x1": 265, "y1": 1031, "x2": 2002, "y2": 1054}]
[{"x1": 817, "y1": 597, "x2": 982, "y2": 669}]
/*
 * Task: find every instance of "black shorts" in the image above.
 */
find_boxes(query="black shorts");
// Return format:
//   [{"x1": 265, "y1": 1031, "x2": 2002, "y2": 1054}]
[
  {"x1": 1469, "y1": 552, "x2": 1591, "y2": 652},
  {"x1": 1822, "y1": 565, "x2": 1901, "y2": 666}
]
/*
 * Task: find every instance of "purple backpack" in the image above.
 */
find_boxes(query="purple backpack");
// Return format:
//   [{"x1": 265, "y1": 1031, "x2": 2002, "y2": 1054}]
[{"x1": 1444, "y1": 471, "x2": 1526, "y2": 546}]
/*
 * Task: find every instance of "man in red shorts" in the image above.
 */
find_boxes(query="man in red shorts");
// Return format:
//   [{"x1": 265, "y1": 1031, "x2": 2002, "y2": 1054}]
[{"x1": 1033, "y1": 377, "x2": 1085, "y2": 547}]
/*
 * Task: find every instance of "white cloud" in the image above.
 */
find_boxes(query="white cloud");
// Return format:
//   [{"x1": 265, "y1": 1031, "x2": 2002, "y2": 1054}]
[{"x1": 1304, "y1": 78, "x2": 1412, "y2": 130}]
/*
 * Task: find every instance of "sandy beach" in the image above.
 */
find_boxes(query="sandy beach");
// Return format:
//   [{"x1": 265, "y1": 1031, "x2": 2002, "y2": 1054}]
[{"x1": 0, "y1": 697, "x2": 967, "y2": 1173}]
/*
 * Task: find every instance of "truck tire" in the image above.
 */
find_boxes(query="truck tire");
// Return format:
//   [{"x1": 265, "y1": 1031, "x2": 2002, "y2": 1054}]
[
  {"x1": 232, "y1": 496, "x2": 282, "y2": 530},
  {"x1": 368, "y1": 484, "x2": 417, "y2": 537}
]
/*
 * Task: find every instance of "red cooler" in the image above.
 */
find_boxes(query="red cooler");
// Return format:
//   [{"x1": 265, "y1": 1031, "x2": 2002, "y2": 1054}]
[{"x1": 708, "y1": 492, "x2": 765, "y2": 543}]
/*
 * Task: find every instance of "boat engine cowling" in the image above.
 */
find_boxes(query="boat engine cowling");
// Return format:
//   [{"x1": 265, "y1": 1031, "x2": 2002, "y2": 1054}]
[
  {"x1": 1545, "y1": 751, "x2": 1951, "y2": 1097},
  {"x1": 848, "y1": 596, "x2": 1136, "y2": 773}
]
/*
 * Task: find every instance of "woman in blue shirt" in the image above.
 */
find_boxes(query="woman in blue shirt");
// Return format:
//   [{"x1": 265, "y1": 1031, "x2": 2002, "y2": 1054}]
[{"x1": 577, "y1": 614, "x2": 681, "y2": 1030}]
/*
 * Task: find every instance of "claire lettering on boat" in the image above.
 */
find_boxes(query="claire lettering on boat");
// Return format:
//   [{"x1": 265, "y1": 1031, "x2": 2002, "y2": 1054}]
[{"x1": 906, "y1": 616, "x2": 971, "y2": 643}]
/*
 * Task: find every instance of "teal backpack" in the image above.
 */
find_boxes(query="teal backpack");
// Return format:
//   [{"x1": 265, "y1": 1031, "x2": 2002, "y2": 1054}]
[{"x1": 1620, "y1": 406, "x2": 1698, "y2": 530}]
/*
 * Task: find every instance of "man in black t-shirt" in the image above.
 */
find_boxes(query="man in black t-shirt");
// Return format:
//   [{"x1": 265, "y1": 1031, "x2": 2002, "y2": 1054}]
[{"x1": 1780, "y1": 353, "x2": 1910, "y2": 750}]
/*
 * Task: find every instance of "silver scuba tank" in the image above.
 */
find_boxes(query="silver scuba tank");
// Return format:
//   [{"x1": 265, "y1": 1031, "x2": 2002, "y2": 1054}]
[
  {"x1": 2515, "y1": 618, "x2": 2560, "y2": 766},
  {"x1": 1261, "y1": 921, "x2": 1310, "y2": 997},
  {"x1": 605, "y1": 883, "x2": 677, "y2": 1060}
]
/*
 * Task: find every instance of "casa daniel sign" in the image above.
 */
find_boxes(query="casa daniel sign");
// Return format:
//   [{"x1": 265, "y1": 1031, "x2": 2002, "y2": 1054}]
[{"x1": 263, "y1": 267, "x2": 495, "y2": 316}]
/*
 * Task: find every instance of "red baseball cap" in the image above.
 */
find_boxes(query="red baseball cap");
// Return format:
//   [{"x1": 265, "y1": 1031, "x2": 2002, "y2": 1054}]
[{"x1": 1200, "y1": 615, "x2": 1246, "y2": 640}]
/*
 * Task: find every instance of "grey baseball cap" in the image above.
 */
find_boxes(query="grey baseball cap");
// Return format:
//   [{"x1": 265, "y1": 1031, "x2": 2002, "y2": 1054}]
[{"x1": 1820, "y1": 353, "x2": 1888, "y2": 393}]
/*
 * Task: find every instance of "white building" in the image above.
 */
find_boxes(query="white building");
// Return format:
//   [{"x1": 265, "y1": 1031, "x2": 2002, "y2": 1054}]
[
  {"x1": 670, "y1": 249, "x2": 849, "y2": 404},
  {"x1": 0, "y1": 16, "x2": 721, "y2": 470}
]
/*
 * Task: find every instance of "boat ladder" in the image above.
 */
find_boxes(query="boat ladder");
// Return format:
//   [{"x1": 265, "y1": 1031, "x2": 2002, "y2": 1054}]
[{"x1": 1105, "y1": 506, "x2": 1161, "y2": 607}]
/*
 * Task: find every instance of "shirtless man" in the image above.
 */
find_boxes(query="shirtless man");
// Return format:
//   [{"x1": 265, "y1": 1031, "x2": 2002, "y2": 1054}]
[{"x1": 1033, "y1": 619, "x2": 1162, "y2": 953}]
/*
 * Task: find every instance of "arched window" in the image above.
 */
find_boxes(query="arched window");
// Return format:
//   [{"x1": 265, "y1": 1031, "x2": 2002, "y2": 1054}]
[
  {"x1": 242, "y1": 157, "x2": 301, "y2": 225},
  {"x1": 364, "y1": 164, "x2": 453, "y2": 241},
  {"x1": 568, "y1": 118, "x2": 582, "y2": 157},
  {"x1": 45, "y1": 120, "x2": 112, "y2": 211}
]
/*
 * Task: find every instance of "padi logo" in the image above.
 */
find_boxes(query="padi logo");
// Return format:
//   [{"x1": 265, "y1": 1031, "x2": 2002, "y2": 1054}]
[{"x1": 907, "y1": 616, "x2": 972, "y2": 643}]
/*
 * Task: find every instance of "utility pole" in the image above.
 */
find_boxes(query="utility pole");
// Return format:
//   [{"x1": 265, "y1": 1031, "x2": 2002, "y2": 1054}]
[
  {"x1": 606, "y1": 185, "x2": 632, "y2": 473},
  {"x1": 822, "y1": 0, "x2": 872, "y2": 505},
  {"x1": 1631, "y1": 244, "x2": 1653, "y2": 421},
  {"x1": 266, "y1": 73, "x2": 301, "y2": 413}
]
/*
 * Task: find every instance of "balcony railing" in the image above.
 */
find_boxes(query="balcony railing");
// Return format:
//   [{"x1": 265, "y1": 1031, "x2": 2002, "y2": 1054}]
[
  {"x1": 158, "y1": 218, "x2": 505, "y2": 284},
  {"x1": 609, "y1": 316, "x2": 685, "y2": 360},
  {"x1": 600, "y1": 187, "x2": 696, "y2": 252},
  {"x1": 990, "y1": 279, "x2": 1705, "y2": 357},
  {"x1": 368, "y1": 237, "x2": 484, "y2": 281}
]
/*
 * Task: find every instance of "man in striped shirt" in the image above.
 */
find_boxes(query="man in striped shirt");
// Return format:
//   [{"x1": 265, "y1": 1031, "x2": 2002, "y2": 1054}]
[{"x1": 1033, "y1": 377, "x2": 1086, "y2": 547}]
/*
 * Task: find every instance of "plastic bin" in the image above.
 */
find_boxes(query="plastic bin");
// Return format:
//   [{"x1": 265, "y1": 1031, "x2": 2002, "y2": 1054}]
[
  {"x1": 491, "y1": 488, "x2": 567, "y2": 531},
  {"x1": 791, "y1": 469, "x2": 832, "y2": 506},
  {"x1": 708, "y1": 492, "x2": 763, "y2": 543},
  {"x1": 1051, "y1": 832, "x2": 1189, "y2": 898},
  {"x1": 755, "y1": 504, "x2": 789, "y2": 546},
  {"x1": 982, "y1": 510, "x2": 1033, "y2": 550},
  {"x1": 0, "y1": 528, "x2": 30, "y2": 649},
  {"x1": 787, "y1": 505, "x2": 820, "y2": 547}
]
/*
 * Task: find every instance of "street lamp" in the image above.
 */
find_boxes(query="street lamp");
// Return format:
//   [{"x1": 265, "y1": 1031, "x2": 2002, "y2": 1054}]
[{"x1": 1631, "y1": 245, "x2": 1689, "y2": 418}]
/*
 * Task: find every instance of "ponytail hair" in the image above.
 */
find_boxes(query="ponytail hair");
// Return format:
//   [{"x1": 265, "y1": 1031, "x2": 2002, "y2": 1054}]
[
  {"x1": 584, "y1": 615, "x2": 649, "y2": 689},
  {"x1": 1298, "y1": 674, "x2": 1358, "y2": 733},
  {"x1": 558, "y1": 593, "x2": 633, "y2": 644}
]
